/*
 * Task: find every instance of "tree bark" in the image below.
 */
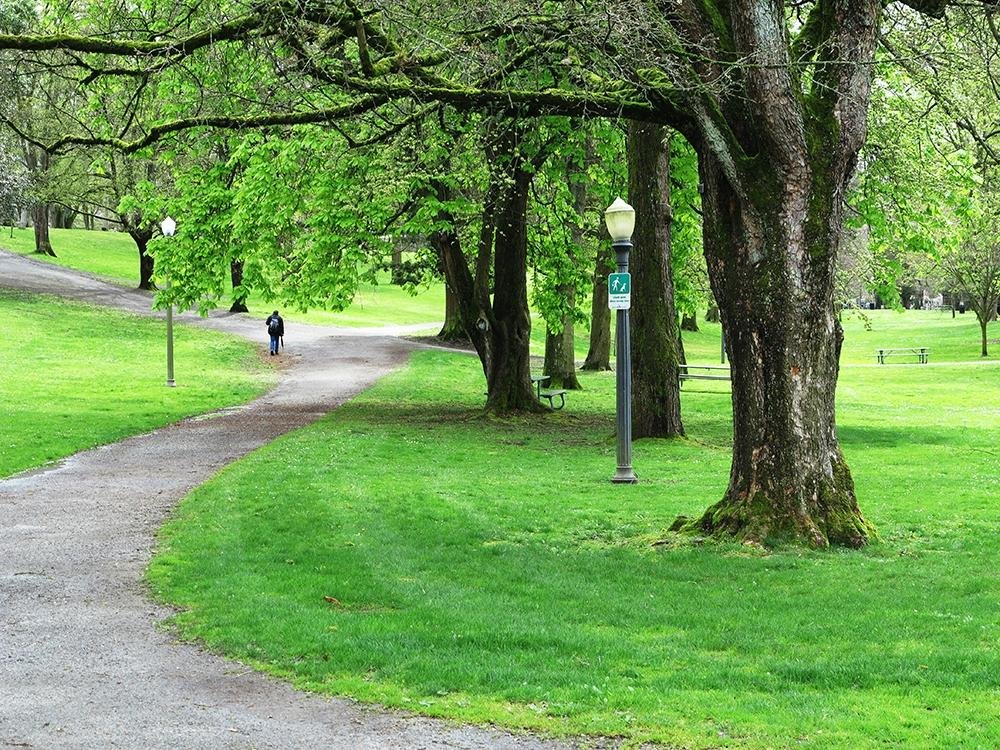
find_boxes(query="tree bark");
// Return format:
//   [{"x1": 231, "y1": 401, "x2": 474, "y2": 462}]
[
  {"x1": 980, "y1": 315, "x2": 989, "y2": 357},
  {"x1": 230, "y1": 259, "x2": 249, "y2": 312},
  {"x1": 582, "y1": 247, "x2": 614, "y2": 371},
  {"x1": 437, "y1": 283, "x2": 467, "y2": 341},
  {"x1": 706, "y1": 304, "x2": 720, "y2": 323},
  {"x1": 429, "y1": 196, "x2": 491, "y2": 372},
  {"x1": 681, "y1": 313, "x2": 699, "y2": 332},
  {"x1": 129, "y1": 228, "x2": 155, "y2": 290},
  {"x1": 485, "y1": 142, "x2": 542, "y2": 413},
  {"x1": 685, "y1": 148, "x2": 875, "y2": 548},
  {"x1": 31, "y1": 204, "x2": 55, "y2": 256},
  {"x1": 627, "y1": 121, "x2": 684, "y2": 438}
]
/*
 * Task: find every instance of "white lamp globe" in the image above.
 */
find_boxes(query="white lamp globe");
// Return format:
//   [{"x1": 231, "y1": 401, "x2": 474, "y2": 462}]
[
  {"x1": 160, "y1": 216, "x2": 176, "y2": 237},
  {"x1": 604, "y1": 198, "x2": 635, "y2": 242}
]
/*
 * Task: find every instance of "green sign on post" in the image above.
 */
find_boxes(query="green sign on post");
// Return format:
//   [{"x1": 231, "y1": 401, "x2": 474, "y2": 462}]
[{"x1": 608, "y1": 272, "x2": 631, "y2": 310}]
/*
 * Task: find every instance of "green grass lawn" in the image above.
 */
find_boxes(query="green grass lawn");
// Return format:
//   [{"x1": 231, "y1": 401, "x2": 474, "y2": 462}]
[
  {"x1": 6, "y1": 227, "x2": 997, "y2": 362},
  {"x1": 147, "y1": 344, "x2": 1000, "y2": 747},
  {"x1": 0, "y1": 227, "x2": 444, "y2": 329},
  {"x1": 0, "y1": 289, "x2": 275, "y2": 478}
]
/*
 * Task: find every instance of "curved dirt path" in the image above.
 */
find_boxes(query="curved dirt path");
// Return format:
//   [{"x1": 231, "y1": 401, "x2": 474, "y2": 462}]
[{"x1": 0, "y1": 250, "x2": 586, "y2": 749}]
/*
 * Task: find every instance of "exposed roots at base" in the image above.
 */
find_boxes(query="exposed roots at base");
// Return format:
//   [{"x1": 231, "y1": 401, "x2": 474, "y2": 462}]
[{"x1": 671, "y1": 494, "x2": 877, "y2": 550}]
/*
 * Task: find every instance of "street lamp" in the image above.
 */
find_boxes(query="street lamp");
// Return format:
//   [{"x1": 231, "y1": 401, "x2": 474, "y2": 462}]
[
  {"x1": 160, "y1": 216, "x2": 176, "y2": 388},
  {"x1": 605, "y1": 198, "x2": 637, "y2": 484}
]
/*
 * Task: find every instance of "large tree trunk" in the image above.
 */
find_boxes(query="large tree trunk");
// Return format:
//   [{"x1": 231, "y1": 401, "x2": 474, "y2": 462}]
[
  {"x1": 31, "y1": 204, "x2": 55, "y2": 256},
  {"x1": 130, "y1": 228, "x2": 155, "y2": 290},
  {"x1": 582, "y1": 246, "x2": 614, "y2": 371},
  {"x1": 686, "y1": 148, "x2": 874, "y2": 548},
  {"x1": 486, "y1": 153, "x2": 541, "y2": 413},
  {"x1": 230, "y1": 259, "x2": 249, "y2": 313},
  {"x1": 664, "y1": 2, "x2": 887, "y2": 548},
  {"x1": 681, "y1": 313, "x2": 699, "y2": 332},
  {"x1": 627, "y1": 121, "x2": 684, "y2": 438}
]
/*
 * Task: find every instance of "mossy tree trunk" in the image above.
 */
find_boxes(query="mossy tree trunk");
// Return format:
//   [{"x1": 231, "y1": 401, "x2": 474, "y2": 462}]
[
  {"x1": 689, "y1": 139, "x2": 875, "y2": 548},
  {"x1": 428, "y1": 122, "x2": 547, "y2": 413},
  {"x1": 486, "y1": 145, "x2": 543, "y2": 413},
  {"x1": 674, "y1": 3, "x2": 885, "y2": 548},
  {"x1": 627, "y1": 121, "x2": 684, "y2": 439}
]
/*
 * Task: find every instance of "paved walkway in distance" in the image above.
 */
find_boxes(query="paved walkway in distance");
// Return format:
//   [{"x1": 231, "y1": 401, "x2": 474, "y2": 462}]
[{"x1": 0, "y1": 250, "x2": 595, "y2": 749}]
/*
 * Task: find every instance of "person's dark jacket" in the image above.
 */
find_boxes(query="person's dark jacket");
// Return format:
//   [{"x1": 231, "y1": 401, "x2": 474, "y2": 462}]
[{"x1": 266, "y1": 314, "x2": 284, "y2": 337}]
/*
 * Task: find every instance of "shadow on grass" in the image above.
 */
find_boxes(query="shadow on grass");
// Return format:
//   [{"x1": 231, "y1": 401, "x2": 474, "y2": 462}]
[
  {"x1": 838, "y1": 423, "x2": 960, "y2": 448},
  {"x1": 347, "y1": 397, "x2": 616, "y2": 433}
]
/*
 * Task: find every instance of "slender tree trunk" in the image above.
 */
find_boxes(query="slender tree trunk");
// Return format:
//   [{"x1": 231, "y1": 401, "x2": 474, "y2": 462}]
[
  {"x1": 543, "y1": 312, "x2": 580, "y2": 388},
  {"x1": 686, "y1": 148, "x2": 874, "y2": 548},
  {"x1": 32, "y1": 204, "x2": 55, "y2": 256},
  {"x1": 230, "y1": 260, "x2": 249, "y2": 312},
  {"x1": 627, "y1": 121, "x2": 684, "y2": 438},
  {"x1": 582, "y1": 247, "x2": 614, "y2": 371},
  {"x1": 544, "y1": 152, "x2": 587, "y2": 389},
  {"x1": 429, "y1": 180, "x2": 490, "y2": 371},
  {"x1": 391, "y1": 247, "x2": 404, "y2": 285},
  {"x1": 130, "y1": 228, "x2": 155, "y2": 290},
  {"x1": 980, "y1": 315, "x2": 989, "y2": 357}
]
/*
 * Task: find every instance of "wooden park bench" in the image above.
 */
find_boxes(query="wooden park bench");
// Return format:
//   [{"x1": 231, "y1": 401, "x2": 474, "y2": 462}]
[
  {"x1": 876, "y1": 347, "x2": 929, "y2": 364},
  {"x1": 678, "y1": 364, "x2": 731, "y2": 385},
  {"x1": 532, "y1": 374, "x2": 567, "y2": 410}
]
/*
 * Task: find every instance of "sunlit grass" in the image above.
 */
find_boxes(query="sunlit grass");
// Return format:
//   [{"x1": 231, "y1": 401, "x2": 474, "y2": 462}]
[
  {"x1": 148, "y1": 341, "x2": 1000, "y2": 747},
  {"x1": 0, "y1": 227, "x2": 444, "y2": 329},
  {"x1": 0, "y1": 289, "x2": 274, "y2": 477}
]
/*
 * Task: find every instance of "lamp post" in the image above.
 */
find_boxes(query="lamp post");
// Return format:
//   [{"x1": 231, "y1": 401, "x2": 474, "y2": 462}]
[
  {"x1": 604, "y1": 198, "x2": 638, "y2": 484},
  {"x1": 160, "y1": 216, "x2": 176, "y2": 388}
]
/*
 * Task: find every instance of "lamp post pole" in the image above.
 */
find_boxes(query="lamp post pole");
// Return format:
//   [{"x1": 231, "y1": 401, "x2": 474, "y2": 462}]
[
  {"x1": 161, "y1": 217, "x2": 176, "y2": 387},
  {"x1": 612, "y1": 239, "x2": 637, "y2": 483},
  {"x1": 604, "y1": 198, "x2": 638, "y2": 484}
]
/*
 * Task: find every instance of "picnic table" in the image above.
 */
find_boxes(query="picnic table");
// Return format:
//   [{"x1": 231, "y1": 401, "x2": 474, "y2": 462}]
[
  {"x1": 679, "y1": 364, "x2": 731, "y2": 383},
  {"x1": 876, "y1": 347, "x2": 929, "y2": 364}
]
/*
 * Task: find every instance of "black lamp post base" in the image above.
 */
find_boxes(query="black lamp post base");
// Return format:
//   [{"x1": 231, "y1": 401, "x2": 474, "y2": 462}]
[{"x1": 612, "y1": 467, "x2": 638, "y2": 484}]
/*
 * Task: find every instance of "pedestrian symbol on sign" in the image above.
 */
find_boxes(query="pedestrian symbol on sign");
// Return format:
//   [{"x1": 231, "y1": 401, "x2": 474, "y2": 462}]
[{"x1": 608, "y1": 272, "x2": 632, "y2": 310}]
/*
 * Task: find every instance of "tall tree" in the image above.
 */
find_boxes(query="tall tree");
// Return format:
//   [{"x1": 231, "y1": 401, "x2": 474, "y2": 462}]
[
  {"x1": 627, "y1": 122, "x2": 684, "y2": 439},
  {"x1": 2, "y1": 0, "x2": 988, "y2": 546}
]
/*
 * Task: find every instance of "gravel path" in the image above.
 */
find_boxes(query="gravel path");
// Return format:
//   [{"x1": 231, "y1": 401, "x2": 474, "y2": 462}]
[{"x1": 0, "y1": 250, "x2": 589, "y2": 749}]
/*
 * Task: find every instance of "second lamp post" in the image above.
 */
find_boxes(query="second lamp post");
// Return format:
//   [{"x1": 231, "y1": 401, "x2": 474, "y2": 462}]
[
  {"x1": 160, "y1": 216, "x2": 176, "y2": 388},
  {"x1": 604, "y1": 198, "x2": 638, "y2": 484}
]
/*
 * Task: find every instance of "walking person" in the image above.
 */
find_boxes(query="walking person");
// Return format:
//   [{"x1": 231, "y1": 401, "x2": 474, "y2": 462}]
[{"x1": 265, "y1": 310, "x2": 284, "y2": 355}]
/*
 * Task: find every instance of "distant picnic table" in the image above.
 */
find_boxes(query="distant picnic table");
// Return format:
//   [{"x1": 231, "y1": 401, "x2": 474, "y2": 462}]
[
  {"x1": 876, "y1": 347, "x2": 929, "y2": 364},
  {"x1": 679, "y1": 364, "x2": 731, "y2": 383}
]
